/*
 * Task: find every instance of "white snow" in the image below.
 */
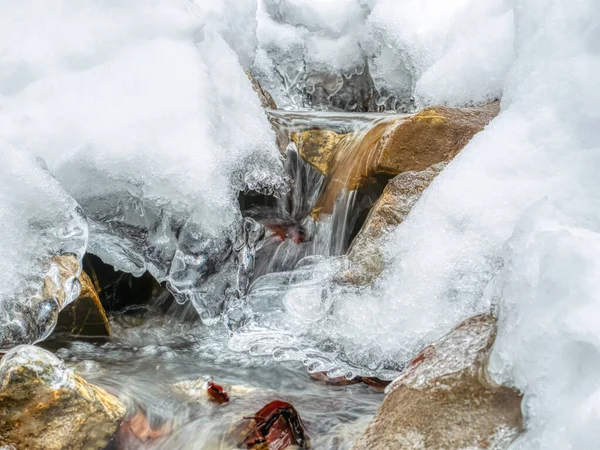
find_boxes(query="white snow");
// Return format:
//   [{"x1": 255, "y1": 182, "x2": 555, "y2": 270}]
[
  {"x1": 253, "y1": 0, "x2": 514, "y2": 109},
  {"x1": 0, "y1": 0, "x2": 285, "y2": 321}
]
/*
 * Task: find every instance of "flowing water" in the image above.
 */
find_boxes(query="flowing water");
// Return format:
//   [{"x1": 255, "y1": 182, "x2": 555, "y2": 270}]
[{"x1": 45, "y1": 109, "x2": 410, "y2": 449}]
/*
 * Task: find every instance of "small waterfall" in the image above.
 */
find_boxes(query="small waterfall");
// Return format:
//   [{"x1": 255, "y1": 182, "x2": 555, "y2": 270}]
[{"x1": 243, "y1": 110, "x2": 408, "y2": 280}]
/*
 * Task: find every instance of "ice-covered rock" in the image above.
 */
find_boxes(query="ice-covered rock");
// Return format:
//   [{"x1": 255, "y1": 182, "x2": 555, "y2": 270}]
[
  {"x1": 0, "y1": 147, "x2": 87, "y2": 350},
  {"x1": 0, "y1": 345, "x2": 125, "y2": 450},
  {"x1": 0, "y1": 1, "x2": 286, "y2": 321},
  {"x1": 353, "y1": 315, "x2": 522, "y2": 450}
]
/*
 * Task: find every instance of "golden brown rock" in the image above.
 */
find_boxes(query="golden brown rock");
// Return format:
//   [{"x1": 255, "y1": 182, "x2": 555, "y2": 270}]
[
  {"x1": 54, "y1": 270, "x2": 111, "y2": 338},
  {"x1": 291, "y1": 129, "x2": 345, "y2": 175},
  {"x1": 246, "y1": 72, "x2": 277, "y2": 110},
  {"x1": 353, "y1": 315, "x2": 523, "y2": 450},
  {"x1": 43, "y1": 254, "x2": 81, "y2": 310},
  {"x1": 0, "y1": 345, "x2": 125, "y2": 450},
  {"x1": 377, "y1": 102, "x2": 500, "y2": 175},
  {"x1": 307, "y1": 103, "x2": 499, "y2": 219}
]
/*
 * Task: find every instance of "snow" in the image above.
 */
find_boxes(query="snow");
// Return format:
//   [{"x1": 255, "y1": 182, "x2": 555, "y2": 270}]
[
  {"x1": 253, "y1": 0, "x2": 514, "y2": 109},
  {"x1": 0, "y1": 0, "x2": 286, "y2": 324}
]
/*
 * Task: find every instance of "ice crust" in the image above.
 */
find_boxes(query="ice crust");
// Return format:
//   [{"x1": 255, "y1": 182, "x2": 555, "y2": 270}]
[
  {"x1": 0, "y1": 0, "x2": 286, "y2": 325},
  {"x1": 253, "y1": 0, "x2": 514, "y2": 110},
  {"x1": 0, "y1": 146, "x2": 87, "y2": 349}
]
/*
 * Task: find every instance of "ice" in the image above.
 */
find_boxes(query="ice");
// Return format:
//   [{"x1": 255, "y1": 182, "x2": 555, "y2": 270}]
[
  {"x1": 0, "y1": 146, "x2": 87, "y2": 350},
  {"x1": 367, "y1": 0, "x2": 514, "y2": 107},
  {"x1": 0, "y1": 1, "x2": 286, "y2": 321},
  {"x1": 253, "y1": 0, "x2": 514, "y2": 110}
]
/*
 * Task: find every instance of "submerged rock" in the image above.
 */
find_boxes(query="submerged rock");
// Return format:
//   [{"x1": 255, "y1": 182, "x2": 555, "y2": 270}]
[
  {"x1": 0, "y1": 345, "x2": 125, "y2": 450},
  {"x1": 291, "y1": 129, "x2": 346, "y2": 175},
  {"x1": 353, "y1": 315, "x2": 523, "y2": 450},
  {"x1": 337, "y1": 163, "x2": 446, "y2": 285}
]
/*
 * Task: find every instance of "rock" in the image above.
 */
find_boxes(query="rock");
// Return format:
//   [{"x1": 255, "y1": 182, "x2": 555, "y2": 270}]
[
  {"x1": 291, "y1": 129, "x2": 346, "y2": 175},
  {"x1": 53, "y1": 270, "x2": 111, "y2": 338},
  {"x1": 377, "y1": 102, "x2": 500, "y2": 175},
  {"x1": 352, "y1": 315, "x2": 523, "y2": 450},
  {"x1": 247, "y1": 72, "x2": 277, "y2": 110},
  {"x1": 336, "y1": 163, "x2": 446, "y2": 285},
  {"x1": 306, "y1": 103, "x2": 499, "y2": 218},
  {"x1": 0, "y1": 345, "x2": 125, "y2": 450}
]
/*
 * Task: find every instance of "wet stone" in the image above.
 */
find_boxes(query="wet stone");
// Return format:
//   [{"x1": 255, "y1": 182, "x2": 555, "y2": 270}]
[
  {"x1": 0, "y1": 345, "x2": 125, "y2": 450},
  {"x1": 53, "y1": 270, "x2": 111, "y2": 339},
  {"x1": 353, "y1": 315, "x2": 523, "y2": 450}
]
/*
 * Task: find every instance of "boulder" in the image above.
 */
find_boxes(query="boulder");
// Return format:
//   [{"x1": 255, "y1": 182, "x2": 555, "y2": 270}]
[
  {"x1": 336, "y1": 163, "x2": 446, "y2": 285},
  {"x1": 305, "y1": 103, "x2": 499, "y2": 218},
  {"x1": 377, "y1": 102, "x2": 500, "y2": 175},
  {"x1": 53, "y1": 270, "x2": 111, "y2": 338},
  {"x1": 0, "y1": 345, "x2": 125, "y2": 450},
  {"x1": 352, "y1": 315, "x2": 523, "y2": 450}
]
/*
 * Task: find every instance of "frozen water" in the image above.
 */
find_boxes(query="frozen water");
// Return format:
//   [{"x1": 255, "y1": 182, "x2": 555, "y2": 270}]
[
  {"x1": 0, "y1": 0, "x2": 286, "y2": 320},
  {"x1": 253, "y1": 0, "x2": 514, "y2": 110},
  {"x1": 0, "y1": 146, "x2": 87, "y2": 349}
]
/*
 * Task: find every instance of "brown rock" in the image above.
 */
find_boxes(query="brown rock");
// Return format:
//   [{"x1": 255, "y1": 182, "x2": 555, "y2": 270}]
[
  {"x1": 0, "y1": 345, "x2": 125, "y2": 450},
  {"x1": 54, "y1": 270, "x2": 111, "y2": 338},
  {"x1": 291, "y1": 129, "x2": 345, "y2": 175},
  {"x1": 377, "y1": 102, "x2": 500, "y2": 175},
  {"x1": 307, "y1": 103, "x2": 499, "y2": 218},
  {"x1": 43, "y1": 254, "x2": 81, "y2": 310},
  {"x1": 246, "y1": 72, "x2": 277, "y2": 110},
  {"x1": 337, "y1": 163, "x2": 446, "y2": 285},
  {"x1": 353, "y1": 315, "x2": 523, "y2": 450}
]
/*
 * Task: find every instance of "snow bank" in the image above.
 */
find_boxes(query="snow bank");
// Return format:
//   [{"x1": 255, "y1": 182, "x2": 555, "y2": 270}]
[
  {"x1": 0, "y1": 0, "x2": 285, "y2": 323},
  {"x1": 254, "y1": 0, "x2": 514, "y2": 109}
]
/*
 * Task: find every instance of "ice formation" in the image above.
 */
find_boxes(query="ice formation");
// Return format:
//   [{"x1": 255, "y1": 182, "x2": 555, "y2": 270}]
[
  {"x1": 0, "y1": 146, "x2": 87, "y2": 349},
  {"x1": 0, "y1": 0, "x2": 598, "y2": 447},
  {"x1": 252, "y1": 0, "x2": 514, "y2": 110},
  {"x1": 0, "y1": 0, "x2": 286, "y2": 324}
]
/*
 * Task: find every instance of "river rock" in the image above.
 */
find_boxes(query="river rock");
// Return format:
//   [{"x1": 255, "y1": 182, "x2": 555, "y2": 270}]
[
  {"x1": 291, "y1": 129, "x2": 346, "y2": 175},
  {"x1": 336, "y1": 163, "x2": 446, "y2": 285},
  {"x1": 53, "y1": 270, "x2": 111, "y2": 338},
  {"x1": 377, "y1": 102, "x2": 500, "y2": 175},
  {"x1": 352, "y1": 315, "x2": 523, "y2": 450},
  {"x1": 0, "y1": 345, "x2": 125, "y2": 450},
  {"x1": 247, "y1": 72, "x2": 277, "y2": 110},
  {"x1": 305, "y1": 103, "x2": 499, "y2": 218}
]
